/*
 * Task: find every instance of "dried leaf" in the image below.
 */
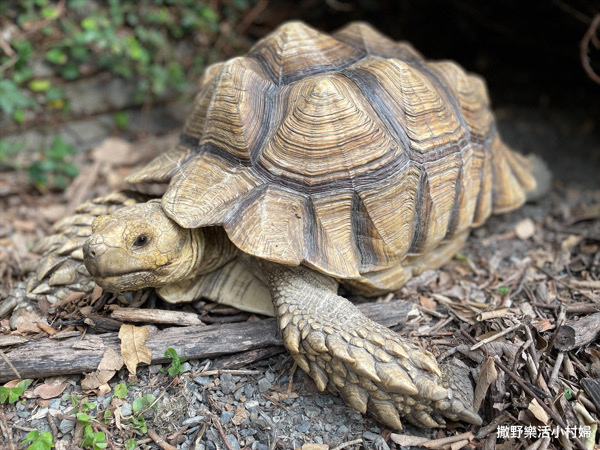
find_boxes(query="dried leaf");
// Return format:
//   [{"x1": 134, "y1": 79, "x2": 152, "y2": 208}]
[
  {"x1": 474, "y1": 357, "x2": 498, "y2": 410},
  {"x1": 118, "y1": 324, "x2": 152, "y2": 376},
  {"x1": 528, "y1": 398, "x2": 550, "y2": 424},
  {"x1": 232, "y1": 404, "x2": 248, "y2": 426},
  {"x1": 12, "y1": 310, "x2": 43, "y2": 334},
  {"x1": 390, "y1": 434, "x2": 429, "y2": 446},
  {"x1": 81, "y1": 347, "x2": 124, "y2": 391},
  {"x1": 33, "y1": 382, "x2": 68, "y2": 399},
  {"x1": 418, "y1": 295, "x2": 437, "y2": 310},
  {"x1": 33, "y1": 376, "x2": 69, "y2": 399}
]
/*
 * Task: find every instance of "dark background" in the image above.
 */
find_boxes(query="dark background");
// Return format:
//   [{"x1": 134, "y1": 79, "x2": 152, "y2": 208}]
[{"x1": 245, "y1": 0, "x2": 600, "y2": 187}]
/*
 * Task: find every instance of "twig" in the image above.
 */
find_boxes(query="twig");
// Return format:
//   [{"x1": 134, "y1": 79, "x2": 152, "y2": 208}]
[
  {"x1": 210, "y1": 414, "x2": 233, "y2": 450},
  {"x1": 470, "y1": 323, "x2": 521, "y2": 350},
  {"x1": 548, "y1": 352, "x2": 564, "y2": 389},
  {"x1": 0, "y1": 350, "x2": 20, "y2": 379},
  {"x1": 581, "y1": 14, "x2": 600, "y2": 84},
  {"x1": 236, "y1": 0, "x2": 269, "y2": 35},
  {"x1": 0, "y1": 405, "x2": 15, "y2": 450},
  {"x1": 494, "y1": 357, "x2": 588, "y2": 450},
  {"x1": 331, "y1": 439, "x2": 363, "y2": 450},
  {"x1": 460, "y1": 330, "x2": 588, "y2": 450},
  {"x1": 147, "y1": 429, "x2": 177, "y2": 450},
  {"x1": 422, "y1": 431, "x2": 474, "y2": 448},
  {"x1": 194, "y1": 368, "x2": 263, "y2": 377}
]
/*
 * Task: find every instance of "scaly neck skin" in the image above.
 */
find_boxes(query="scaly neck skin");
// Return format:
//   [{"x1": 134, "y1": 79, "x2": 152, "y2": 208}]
[{"x1": 190, "y1": 226, "x2": 240, "y2": 278}]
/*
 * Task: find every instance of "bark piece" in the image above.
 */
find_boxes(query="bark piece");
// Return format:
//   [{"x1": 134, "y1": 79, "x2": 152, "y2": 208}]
[
  {"x1": 555, "y1": 312, "x2": 600, "y2": 351},
  {"x1": 111, "y1": 308, "x2": 204, "y2": 326}
]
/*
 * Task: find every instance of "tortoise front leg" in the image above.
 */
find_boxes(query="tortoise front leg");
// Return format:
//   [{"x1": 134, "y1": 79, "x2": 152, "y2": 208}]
[{"x1": 260, "y1": 262, "x2": 482, "y2": 429}]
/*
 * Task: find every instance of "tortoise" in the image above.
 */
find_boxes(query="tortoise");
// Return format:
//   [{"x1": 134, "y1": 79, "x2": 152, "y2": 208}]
[{"x1": 16, "y1": 21, "x2": 546, "y2": 429}]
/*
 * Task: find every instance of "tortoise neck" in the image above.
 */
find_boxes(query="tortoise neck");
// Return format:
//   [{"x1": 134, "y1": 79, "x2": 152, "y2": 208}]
[{"x1": 191, "y1": 226, "x2": 239, "y2": 276}]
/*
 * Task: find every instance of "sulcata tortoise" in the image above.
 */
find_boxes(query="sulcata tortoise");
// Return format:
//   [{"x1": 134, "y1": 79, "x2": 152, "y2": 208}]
[{"x1": 18, "y1": 21, "x2": 544, "y2": 429}]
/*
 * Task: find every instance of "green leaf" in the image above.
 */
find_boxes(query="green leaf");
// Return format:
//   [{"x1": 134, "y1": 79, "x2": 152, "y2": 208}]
[
  {"x1": 114, "y1": 383, "x2": 127, "y2": 399},
  {"x1": 39, "y1": 431, "x2": 54, "y2": 446},
  {"x1": 18, "y1": 379, "x2": 33, "y2": 390},
  {"x1": 41, "y1": 7, "x2": 58, "y2": 19},
  {"x1": 497, "y1": 286, "x2": 510, "y2": 295},
  {"x1": 0, "y1": 79, "x2": 33, "y2": 115},
  {"x1": 45, "y1": 48, "x2": 68, "y2": 65},
  {"x1": 61, "y1": 63, "x2": 80, "y2": 80},
  {"x1": 564, "y1": 387, "x2": 573, "y2": 400},
  {"x1": 22, "y1": 429, "x2": 40, "y2": 444},
  {"x1": 9, "y1": 389, "x2": 21, "y2": 403},
  {"x1": 1, "y1": 387, "x2": 9, "y2": 404},
  {"x1": 164, "y1": 348, "x2": 177, "y2": 359},
  {"x1": 13, "y1": 109, "x2": 25, "y2": 123},
  {"x1": 29, "y1": 79, "x2": 51, "y2": 92},
  {"x1": 76, "y1": 412, "x2": 92, "y2": 424},
  {"x1": 125, "y1": 439, "x2": 137, "y2": 450},
  {"x1": 81, "y1": 17, "x2": 98, "y2": 30},
  {"x1": 132, "y1": 394, "x2": 155, "y2": 413}
]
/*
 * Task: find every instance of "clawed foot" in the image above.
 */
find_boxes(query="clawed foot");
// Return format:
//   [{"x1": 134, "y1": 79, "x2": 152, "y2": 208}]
[{"x1": 265, "y1": 263, "x2": 482, "y2": 429}]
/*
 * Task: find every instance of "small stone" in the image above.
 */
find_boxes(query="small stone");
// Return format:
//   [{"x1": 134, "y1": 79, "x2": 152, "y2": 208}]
[
  {"x1": 180, "y1": 362, "x2": 192, "y2": 373},
  {"x1": 296, "y1": 420, "x2": 312, "y2": 433},
  {"x1": 257, "y1": 377, "x2": 272, "y2": 393},
  {"x1": 515, "y1": 218, "x2": 536, "y2": 240},
  {"x1": 264, "y1": 370, "x2": 275, "y2": 383},
  {"x1": 148, "y1": 364, "x2": 162, "y2": 374},
  {"x1": 234, "y1": 386, "x2": 245, "y2": 401},
  {"x1": 363, "y1": 431, "x2": 390, "y2": 450},
  {"x1": 337, "y1": 425, "x2": 349, "y2": 435},
  {"x1": 49, "y1": 399, "x2": 62, "y2": 409},
  {"x1": 305, "y1": 406, "x2": 321, "y2": 418},
  {"x1": 245, "y1": 400, "x2": 259, "y2": 410},
  {"x1": 220, "y1": 373, "x2": 236, "y2": 395},
  {"x1": 253, "y1": 443, "x2": 269, "y2": 450},
  {"x1": 16, "y1": 411, "x2": 31, "y2": 419},
  {"x1": 59, "y1": 419, "x2": 75, "y2": 434},
  {"x1": 182, "y1": 416, "x2": 205, "y2": 426},
  {"x1": 221, "y1": 411, "x2": 235, "y2": 425},
  {"x1": 225, "y1": 435, "x2": 241, "y2": 450},
  {"x1": 244, "y1": 384, "x2": 255, "y2": 398},
  {"x1": 194, "y1": 376, "x2": 212, "y2": 386},
  {"x1": 120, "y1": 403, "x2": 133, "y2": 417}
]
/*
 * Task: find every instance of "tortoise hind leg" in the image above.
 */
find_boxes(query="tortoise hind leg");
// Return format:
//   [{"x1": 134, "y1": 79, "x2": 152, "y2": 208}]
[{"x1": 258, "y1": 260, "x2": 482, "y2": 429}]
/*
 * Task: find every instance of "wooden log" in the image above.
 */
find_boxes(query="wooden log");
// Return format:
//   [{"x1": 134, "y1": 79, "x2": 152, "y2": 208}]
[
  {"x1": 555, "y1": 312, "x2": 600, "y2": 351},
  {"x1": 0, "y1": 299, "x2": 415, "y2": 382}
]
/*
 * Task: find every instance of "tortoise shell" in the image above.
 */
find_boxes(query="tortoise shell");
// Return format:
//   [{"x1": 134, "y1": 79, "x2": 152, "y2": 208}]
[{"x1": 127, "y1": 21, "x2": 536, "y2": 289}]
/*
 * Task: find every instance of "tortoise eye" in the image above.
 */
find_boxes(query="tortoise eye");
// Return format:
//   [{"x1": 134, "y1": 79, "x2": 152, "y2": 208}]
[{"x1": 132, "y1": 234, "x2": 150, "y2": 249}]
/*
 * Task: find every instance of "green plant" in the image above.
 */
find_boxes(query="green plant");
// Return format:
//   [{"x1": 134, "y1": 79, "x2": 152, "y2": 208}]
[
  {"x1": 125, "y1": 439, "x2": 137, "y2": 450},
  {"x1": 78, "y1": 413, "x2": 108, "y2": 450},
  {"x1": 132, "y1": 393, "x2": 155, "y2": 414},
  {"x1": 0, "y1": 0, "x2": 253, "y2": 129},
  {"x1": 0, "y1": 140, "x2": 23, "y2": 166},
  {"x1": 0, "y1": 379, "x2": 32, "y2": 404},
  {"x1": 497, "y1": 286, "x2": 510, "y2": 295},
  {"x1": 164, "y1": 347, "x2": 186, "y2": 376},
  {"x1": 114, "y1": 383, "x2": 128, "y2": 399},
  {"x1": 28, "y1": 137, "x2": 79, "y2": 189},
  {"x1": 22, "y1": 430, "x2": 54, "y2": 450}
]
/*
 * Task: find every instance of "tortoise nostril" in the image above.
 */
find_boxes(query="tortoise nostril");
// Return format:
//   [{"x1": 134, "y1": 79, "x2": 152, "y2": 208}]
[{"x1": 83, "y1": 242, "x2": 96, "y2": 258}]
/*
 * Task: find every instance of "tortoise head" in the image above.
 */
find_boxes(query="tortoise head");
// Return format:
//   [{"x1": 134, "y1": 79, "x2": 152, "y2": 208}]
[{"x1": 83, "y1": 200, "x2": 199, "y2": 292}]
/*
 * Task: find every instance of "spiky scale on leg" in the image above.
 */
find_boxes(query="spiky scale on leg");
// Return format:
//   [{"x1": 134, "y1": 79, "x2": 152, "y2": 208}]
[{"x1": 259, "y1": 260, "x2": 483, "y2": 429}]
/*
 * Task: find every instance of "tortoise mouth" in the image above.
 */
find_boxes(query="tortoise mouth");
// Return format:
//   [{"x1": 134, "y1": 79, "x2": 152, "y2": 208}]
[{"x1": 85, "y1": 258, "x2": 171, "y2": 292}]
